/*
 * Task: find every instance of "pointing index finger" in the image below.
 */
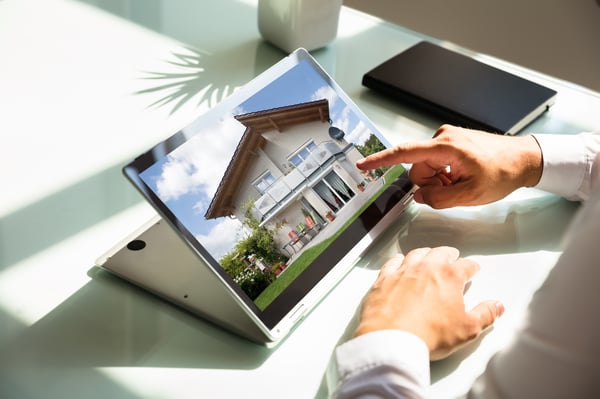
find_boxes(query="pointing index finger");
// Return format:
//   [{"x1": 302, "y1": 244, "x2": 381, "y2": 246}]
[{"x1": 356, "y1": 140, "x2": 451, "y2": 171}]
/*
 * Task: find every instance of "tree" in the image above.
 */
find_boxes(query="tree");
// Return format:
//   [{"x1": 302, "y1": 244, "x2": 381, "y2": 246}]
[
  {"x1": 220, "y1": 251, "x2": 247, "y2": 279},
  {"x1": 240, "y1": 199, "x2": 287, "y2": 265},
  {"x1": 355, "y1": 133, "x2": 386, "y2": 157},
  {"x1": 355, "y1": 134, "x2": 389, "y2": 178},
  {"x1": 219, "y1": 199, "x2": 287, "y2": 299}
]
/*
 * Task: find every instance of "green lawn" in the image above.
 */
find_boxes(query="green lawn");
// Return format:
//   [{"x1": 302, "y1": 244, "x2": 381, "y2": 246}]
[{"x1": 253, "y1": 165, "x2": 406, "y2": 310}]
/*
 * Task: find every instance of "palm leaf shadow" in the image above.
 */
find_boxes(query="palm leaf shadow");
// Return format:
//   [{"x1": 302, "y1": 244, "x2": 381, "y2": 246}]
[{"x1": 135, "y1": 46, "x2": 236, "y2": 114}]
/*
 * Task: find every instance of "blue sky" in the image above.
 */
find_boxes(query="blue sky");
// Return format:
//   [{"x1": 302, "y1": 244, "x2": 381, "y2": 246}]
[{"x1": 139, "y1": 59, "x2": 373, "y2": 261}]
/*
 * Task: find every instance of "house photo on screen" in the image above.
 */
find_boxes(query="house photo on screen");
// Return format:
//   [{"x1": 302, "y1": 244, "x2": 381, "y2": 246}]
[{"x1": 139, "y1": 59, "x2": 405, "y2": 311}]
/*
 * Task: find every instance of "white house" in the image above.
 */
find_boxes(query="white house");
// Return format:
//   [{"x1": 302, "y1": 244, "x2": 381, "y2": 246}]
[{"x1": 205, "y1": 99, "x2": 376, "y2": 257}]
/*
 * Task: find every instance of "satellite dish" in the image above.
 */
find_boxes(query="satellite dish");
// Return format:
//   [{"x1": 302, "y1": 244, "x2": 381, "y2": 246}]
[{"x1": 328, "y1": 126, "x2": 345, "y2": 140}]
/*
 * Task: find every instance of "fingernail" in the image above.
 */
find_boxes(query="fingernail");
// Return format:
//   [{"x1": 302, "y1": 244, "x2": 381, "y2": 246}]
[
  {"x1": 413, "y1": 191, "x2": 424, "y2": 203},
  {"x1": 496, "y1": 301, "x2": 505, "y2": 317}
]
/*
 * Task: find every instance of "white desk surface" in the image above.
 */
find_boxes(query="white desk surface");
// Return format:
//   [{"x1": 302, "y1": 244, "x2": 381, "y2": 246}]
[{"x1": 1, "y1": 1, "x2": 599, "y2": 398}]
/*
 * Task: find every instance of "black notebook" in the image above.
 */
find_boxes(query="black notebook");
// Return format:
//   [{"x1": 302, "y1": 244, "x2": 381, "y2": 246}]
[{"x1": 362, "y1": 41, "x2": 557, "y2": 135}]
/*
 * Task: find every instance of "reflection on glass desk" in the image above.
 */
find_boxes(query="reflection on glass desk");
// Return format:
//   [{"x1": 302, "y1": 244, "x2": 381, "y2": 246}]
[{"x1": 1, "y1": 1, "x2": 599, "y2": 399}]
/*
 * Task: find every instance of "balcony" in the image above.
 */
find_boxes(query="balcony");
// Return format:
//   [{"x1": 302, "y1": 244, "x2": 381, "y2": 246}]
[{"x1": 253, "y1": 141, "x2": 343, "y2": 219}]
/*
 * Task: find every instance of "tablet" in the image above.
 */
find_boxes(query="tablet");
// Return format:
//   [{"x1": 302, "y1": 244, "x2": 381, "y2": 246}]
[{"x1": 103, "y1": 48, "x2": 415, "y2": 343}]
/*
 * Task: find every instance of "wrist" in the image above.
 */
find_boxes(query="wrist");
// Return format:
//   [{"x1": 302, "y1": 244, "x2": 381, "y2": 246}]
[
  {"x1": 353, "y1": 321, "x2": 383, "y2": 338},
  {"x1": 519, "y1": 135, "x2": 543, "y2": 188}
]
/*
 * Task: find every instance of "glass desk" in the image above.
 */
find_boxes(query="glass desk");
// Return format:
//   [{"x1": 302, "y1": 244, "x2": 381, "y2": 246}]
[{"x1": 1, "y1": 1, "x2": 599, "y2": 398}]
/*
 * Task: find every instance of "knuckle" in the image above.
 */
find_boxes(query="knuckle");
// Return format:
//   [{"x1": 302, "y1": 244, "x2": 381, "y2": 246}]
[{"x1": 463, "y1": 319, "x2": 483, "y2": 341}]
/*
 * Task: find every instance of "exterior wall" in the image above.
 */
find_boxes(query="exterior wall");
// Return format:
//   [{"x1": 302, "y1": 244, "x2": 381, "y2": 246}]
[
  {"x1": 338, "y1": 146, "x2": 368, "y2": 189},
  {"x1": 267, "y1": 201, "x2": 306, "y2": 247},
  {"x1": 261, "y1": 120, "x2": 345, "y2": 170},
  {"x1": 302, "y1": 186, "x2": 330, "y2": 221},
  {"x1": 231, "y1": 147, "x2": 282, "y2": 221},
  {"x1": 230, "y1": 119, "x2": 332, "y2": 221}
]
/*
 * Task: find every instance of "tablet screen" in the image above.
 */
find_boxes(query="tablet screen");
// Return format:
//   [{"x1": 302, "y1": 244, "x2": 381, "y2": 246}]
[{"x1": 124, "y1": 49, "x2": 413, "y2": 328}]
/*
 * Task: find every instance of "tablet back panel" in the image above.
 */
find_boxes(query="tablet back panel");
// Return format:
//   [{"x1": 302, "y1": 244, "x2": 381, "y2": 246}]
[{"x1": 98, "y1": 217, "x2": 271, "y2": 343}]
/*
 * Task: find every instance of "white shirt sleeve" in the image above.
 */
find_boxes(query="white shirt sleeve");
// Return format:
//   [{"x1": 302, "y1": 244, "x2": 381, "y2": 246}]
[
  {"x1": 328, "y1": 131, "x2": 600, "y2": 399},
  {"x1": 468, "y1": 175, "x2": 600, "y2": 399},
  {"x1": 328, "y1": 187, "x2": 600, "y2": 399},
  {"x1": 328, "y1": 330, "x2": 430, "y2": 399},
  {"x1": 533, "y1": 130, "x2": 600, "y2": 201}
]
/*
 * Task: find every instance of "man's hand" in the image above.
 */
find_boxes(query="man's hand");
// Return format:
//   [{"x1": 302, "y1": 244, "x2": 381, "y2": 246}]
[
  {"x1": 356, "y1": 125, "x2": 543, "y2": 208},
  {"x1": 354, "y1": 247, "x2": 504, "y2": 361}
]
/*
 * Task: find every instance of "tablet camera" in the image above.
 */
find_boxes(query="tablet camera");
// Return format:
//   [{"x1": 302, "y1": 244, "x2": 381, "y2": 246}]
[{"x1": 126, "y1": 239, "x2": 147, "y2": 251}]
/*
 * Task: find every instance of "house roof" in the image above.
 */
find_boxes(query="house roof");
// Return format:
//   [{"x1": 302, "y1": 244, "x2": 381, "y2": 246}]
[{"x1": 205, "y1": 99, "x2": 330, "y2": 219}]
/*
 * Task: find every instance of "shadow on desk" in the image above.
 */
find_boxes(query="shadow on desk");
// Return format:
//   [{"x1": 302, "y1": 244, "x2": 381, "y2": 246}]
[
  {"x1": 397, "y1": 192, "x2": 579, "y2": 257},
  {"x1": 0, "y1": 162, "x2": 142, "y2": 273},
  {"x1": 0, "y1": 268, "x2": 271, "y2": 370},
  {"x1": 357, "y1": 189, "x2": 579, "y2": 272}
]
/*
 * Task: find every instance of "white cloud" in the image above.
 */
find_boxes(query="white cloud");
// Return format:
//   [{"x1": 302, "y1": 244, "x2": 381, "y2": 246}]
[
  {"x1": 155, "y1": 116, "x2": 245, "y2": 202},
  {"x1": 346, "y1": 120, "x2": 372, "y2": 146},
  {"x1": 192, "y1": 201, "x2": 205, "y2": 215},
  {"x1": 196, "y1": 217, "x2": 244, "y2": 260},
  {"x1": 155, "y1": 156, "x2": 197, "y2": 201},
  {"x1": 335, "y1": 105, "x2": 351, "y2": 135},
  {"x1": 311, "y1": 85, "x2": 338, "y2": 108}
]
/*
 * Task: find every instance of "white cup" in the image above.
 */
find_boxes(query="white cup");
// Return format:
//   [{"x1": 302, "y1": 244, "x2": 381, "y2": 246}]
[{"x1": 258, "y1": 0, "x2": 343, "y2": 53}]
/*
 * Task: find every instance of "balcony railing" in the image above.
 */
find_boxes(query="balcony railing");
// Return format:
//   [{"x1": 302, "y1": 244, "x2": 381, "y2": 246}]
[{"x1": 253, "y1": 141, "x2": 343, "y2": 219}]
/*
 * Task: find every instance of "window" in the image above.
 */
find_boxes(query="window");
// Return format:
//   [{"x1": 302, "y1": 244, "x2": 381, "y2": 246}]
[
  {"x1": 313, "y1": 171, "x2": 355, "y2": 213},
  {"x1": 288, "y1": 141, "x2": 317, "y2": 168},
  {"x1": 253, "y1": 171, "x2": 275, "y2": 194}
]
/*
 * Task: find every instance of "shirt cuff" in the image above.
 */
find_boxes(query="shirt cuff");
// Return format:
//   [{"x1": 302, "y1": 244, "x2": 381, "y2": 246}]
[
  {"x1": 328, "y1": 330, "x2": 430, "y2": 398},
  {"x1": 532, "y1": 134, "x2": 588, "y2": 200}
]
